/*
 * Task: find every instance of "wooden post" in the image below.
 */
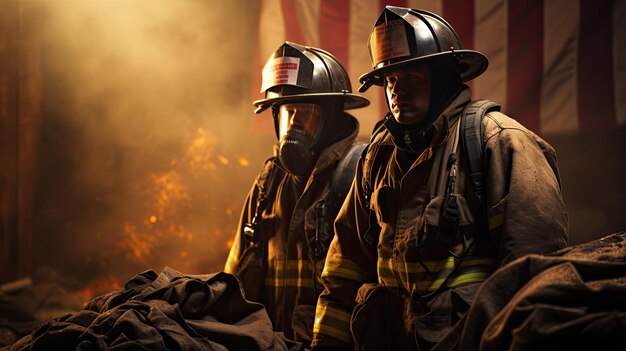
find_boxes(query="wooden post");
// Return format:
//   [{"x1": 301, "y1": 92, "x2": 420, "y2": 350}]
[
  {"x1": 0, "y1": 0, "x2": 42, "y2": 282},
  {"x1": 16, "y1": 1, "x2": 43, "y2": 279},
  {"x1": 0, "y1": 0, "x2": 20, "y2": 283}
]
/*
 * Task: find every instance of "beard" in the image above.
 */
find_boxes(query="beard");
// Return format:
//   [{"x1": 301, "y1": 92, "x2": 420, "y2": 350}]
[{"x1": 278, "y1": 127, "x2": 317, "y2": 177}]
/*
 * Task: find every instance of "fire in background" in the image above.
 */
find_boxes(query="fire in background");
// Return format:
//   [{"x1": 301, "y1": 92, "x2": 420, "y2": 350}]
[{"x1": 25, "y1": 1, "x2": 273, "y2": 284}]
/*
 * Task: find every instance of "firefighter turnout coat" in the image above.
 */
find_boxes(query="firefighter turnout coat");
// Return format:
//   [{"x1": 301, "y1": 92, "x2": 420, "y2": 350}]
[
  {"x1": 225, "y1": 114, "x2": 360, "y2": 345},
  {"x1": 311, "y1": 87, "x2": 569, "y2": 349}
]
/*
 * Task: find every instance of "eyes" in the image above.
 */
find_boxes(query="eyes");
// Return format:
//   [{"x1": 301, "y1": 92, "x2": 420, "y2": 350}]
[{"x1": 385, "y1": 72, "x2": 427, "y2": 88}]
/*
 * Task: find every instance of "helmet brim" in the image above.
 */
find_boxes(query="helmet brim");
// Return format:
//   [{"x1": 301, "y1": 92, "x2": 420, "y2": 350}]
[
  {"x1": 253, "y1": 92, "x2": 370, "y2": 114},
  {"x1": 358, "y1": 50, "x2": 488, "y2": 92}
]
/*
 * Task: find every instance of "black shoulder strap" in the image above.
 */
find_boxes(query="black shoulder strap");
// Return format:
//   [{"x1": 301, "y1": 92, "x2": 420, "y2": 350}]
[
  {"x1": 312, "y1": 143, "x2": 366, "y2": 259},
  {"x1": 361, "y1": 115, "x2": 391, "y2": 208},
  {"x1": 460, "y1": 99, "x2": 501, "y2": 234},
  {"x1": 328, "y1": 142, "x2": 367, "y2": 214},
  {"x1": 244, "y1": 159, "x2": 277, "y2": 244}
]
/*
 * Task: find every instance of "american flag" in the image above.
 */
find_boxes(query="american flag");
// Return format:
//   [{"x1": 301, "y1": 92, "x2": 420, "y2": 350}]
[{"x1": 251, "y1": 0, "x2": 625, "y2": 138}]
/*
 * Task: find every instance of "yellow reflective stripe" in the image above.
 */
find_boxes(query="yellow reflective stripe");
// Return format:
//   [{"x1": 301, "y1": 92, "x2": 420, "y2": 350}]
[
  {"x1": 265, "y1": 259, "x2": 316, "y2": 288},
  {"x1": 378, "y1": 256, "x2": 496, "y2": 291},
  {"x1": 412, "y1": 272, "x2": 491, "y2": 292},
  {"x1": 314, "y1": 303, "x2": 353, "y2": 344},
  {"x1": 489, "y1": 212, "x2": 505, "y2": 230},
  {"x1": 322, "y1": 256, "x2": 365, "y2": 281},
  {"x1": 378, "y1": 257, "x2": 496, "y2": 273},
  {"x1": 447, "y1": 272, "x2": 491, "y2": 287},
  {"x1": 265, "y1": 277, "x2": 314, "y2": 287},
  {"x1": 267, "y1": 259, "x2": 314, "y2": 270},
  {"x1": 377, "y1": 258, "x2": 397, "y2": 286}
]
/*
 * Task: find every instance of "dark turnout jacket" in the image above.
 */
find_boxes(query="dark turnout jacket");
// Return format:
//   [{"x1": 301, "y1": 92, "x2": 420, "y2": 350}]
[
  {"x1": 225, "y1": 114, "x2": 359, "y2": 345},
  {"x1": 311, "y1": 87, "x2": 568, "y2": 349}
]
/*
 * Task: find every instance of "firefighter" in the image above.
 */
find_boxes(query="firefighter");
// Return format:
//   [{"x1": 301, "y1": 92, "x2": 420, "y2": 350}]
[
  {"x1": 311, "y1": 7, "x2": 568, "y2": 350},
  {"x1": 224, "y1": 42, "x2": 369, "y2": 346}
]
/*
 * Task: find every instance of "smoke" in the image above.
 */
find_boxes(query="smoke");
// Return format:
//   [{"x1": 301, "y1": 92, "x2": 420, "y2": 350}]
[{"x1": 29, "y1": 0, "x2": 276, "y2": 281}]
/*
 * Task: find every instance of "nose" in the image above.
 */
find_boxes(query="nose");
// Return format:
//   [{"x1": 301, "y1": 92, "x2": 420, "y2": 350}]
[{"x1": 387, "y1": 75, "x2": 405, "y2": 95}]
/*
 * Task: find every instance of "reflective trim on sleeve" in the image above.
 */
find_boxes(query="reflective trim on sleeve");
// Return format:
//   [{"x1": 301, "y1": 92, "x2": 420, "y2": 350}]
[
  {"x1": 265, "y1": 259, "x2": 315, "y2": 288},
  {"x1": 378, "y1": 256, "x2": 497, "y2": 292},
  {"x1": 489, "y1": 212, "x2": 505, "y2": 230},
  {"x1": 313, "y1": 302, "x2": 353, "y2": 345},
  {"x1": 322, "y1": 256, "x2": 366, "y2": 282}
]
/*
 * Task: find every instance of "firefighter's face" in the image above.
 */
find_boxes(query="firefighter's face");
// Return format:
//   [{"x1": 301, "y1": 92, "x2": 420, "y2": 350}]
[
  {"x1": 385, "y1": 66, "x2": 431, "y2": 125},
  {"x1": 277, "y1": 103, "x2": 322, "y2": 141}
]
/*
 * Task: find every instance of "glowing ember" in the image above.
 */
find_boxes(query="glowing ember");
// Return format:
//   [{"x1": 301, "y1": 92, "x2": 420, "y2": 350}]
[
  {"x1": 217, "y1": 155, "x2": 229, "y2": 165},
  {"x1": 115, "y1": 127, "x2": 244, "y2": 274},
  {"x1": 73, "y1": 277, "x2": 122, "y2": 307}
]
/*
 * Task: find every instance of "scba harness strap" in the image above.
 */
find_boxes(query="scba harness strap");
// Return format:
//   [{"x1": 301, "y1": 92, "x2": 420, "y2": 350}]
[
  {"x1": 360, "y1": 100, "x2": 502, "y2": 250},
  {"x1": 244, "y1": 143, "x2": 366, "y2": 258}
]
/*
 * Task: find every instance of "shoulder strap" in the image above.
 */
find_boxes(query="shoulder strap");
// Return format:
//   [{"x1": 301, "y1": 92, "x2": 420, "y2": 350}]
[
  {"x1": 244, "y1": 159, "x2": 277, "y2": 244},
  {"x1": 361, "y1": 116, "x2": 391, "y2": 209},
  {"x1": 328, "y1": 142, "x2": 367, "y2": 212},
  {"x1": 460, "y1": 99, "x2": 501, "y2": 235},
  {"x1": 312, "y1": 143, "x2": 366, "y2": 259}
]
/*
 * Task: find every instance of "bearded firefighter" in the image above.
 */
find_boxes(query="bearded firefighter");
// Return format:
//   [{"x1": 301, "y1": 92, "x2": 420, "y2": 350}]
[{"x1": 224, "y1": 42, "x2": 369, "y2": 346}]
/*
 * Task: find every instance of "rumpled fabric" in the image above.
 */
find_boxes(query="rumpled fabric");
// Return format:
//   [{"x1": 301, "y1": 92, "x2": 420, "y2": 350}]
[
  {"x1": 3, "y1": 267, "x2": 303, "y2": 351},
  {"x1": 433, "y1": 232, "x2": 626, "y2": 351}
]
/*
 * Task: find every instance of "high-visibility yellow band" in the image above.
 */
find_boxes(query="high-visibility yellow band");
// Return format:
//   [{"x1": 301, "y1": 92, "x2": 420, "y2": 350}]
[
  {"x1": 265, "y1": 277, "x2": 314, "y2": 287},
  {"x1": 489, "y1": 212, "x2": 505, "y2": 230},
  {"x1": 264, "y1": 259, "x2": 317, "y2": 288},
  {"x1": 323, "y1": 256, "x2": 365, "y2": 281},
  {"x1": 378, "y1": 256, "x2": 497, "y2": 274},
  {"x1": 314, "y1": 303, "x2": 353, "y2": 344},
  {"x1": 267, "y1": 259, "x2": 314, "y2": 270},
  {"x1": 378, "y1": 256, "x2": 496, "y2": 291},
  {"x1": 411, "y1": 271, "x2": 491, "y2": 292}
]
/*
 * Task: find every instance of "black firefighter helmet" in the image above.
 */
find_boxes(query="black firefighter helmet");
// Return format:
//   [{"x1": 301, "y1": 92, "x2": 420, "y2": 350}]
[
  {"x1": 253, "y1": 42, "x2": 370, "y2": 114},
  {"x1": 358, "y1": 6, "x2": 489, "y2": 92}
]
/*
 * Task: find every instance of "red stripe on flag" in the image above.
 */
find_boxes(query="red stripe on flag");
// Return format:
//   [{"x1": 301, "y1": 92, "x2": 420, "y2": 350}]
[
  {"x1": 381, "y1": 0, "x2": 407, "y2": 11},
  {"x1": 281, "y1": 0, "x2": 304, "y2": 44},
  {"x1": 320, "y1": 0, "x2": 350, "y2": 69},
  {"x1": 442, "y1": 0, "x2": 474, "y2": 50},
  {"x1": 578, "y1": 0, "x2": 616, "y2": 129},
  {"x1": 442, "y1": 0, "x2": 475, "y2": 91},
  {"x1": 507, "y1": 0, "x2": 543, "y2": 133}
]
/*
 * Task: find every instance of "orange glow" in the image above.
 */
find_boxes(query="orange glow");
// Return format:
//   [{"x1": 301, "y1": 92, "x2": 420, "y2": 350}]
[
  {"x1": 238, "y1": 157, "x2": 249, "y2": 167},
  {"x1": 149, "y1": 215, "x2": 157, "y2": 223},
  {"x1": 217, "y1": 155, "x2": 229, "y2": 165},
  {"x1": 74, "y1": 277, "x2": 122, "y2": 307},
  {"x1": 226, "y1": 239, "x2": 234, "y2": 250}
]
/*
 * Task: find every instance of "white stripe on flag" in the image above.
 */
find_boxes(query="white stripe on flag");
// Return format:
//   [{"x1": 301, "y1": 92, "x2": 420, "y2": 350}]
[
  {"x1": 615, "y1": 0, "x2": 626, "y2": 126},
  {"x1": 295, "y1": 0, "x2": 321, "y2": 47},
  {"x1": 349, "y1": 0, "x2": 383, "y2": 136},
  {"x1": 541, "y1": 0, "x2": 579, "y2": 133},
  {"x1": 408, "y1": 0, "x2": 442, "y2": 14},
  {"x1": 474, "y1": 0, "x2": 507, "y2": 110}
]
